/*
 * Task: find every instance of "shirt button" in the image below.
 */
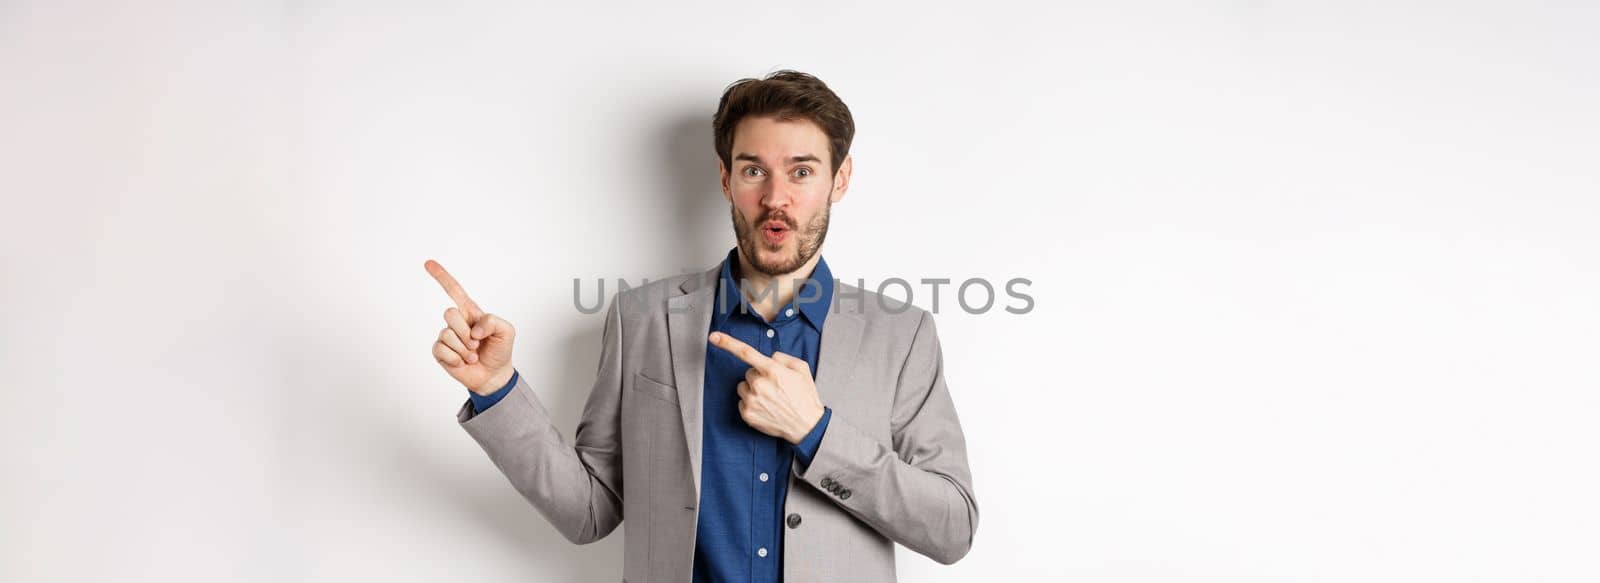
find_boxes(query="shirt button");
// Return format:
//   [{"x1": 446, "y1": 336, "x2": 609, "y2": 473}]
[
  {"x1": 758, "y1": 547, "x2": 768, "y2": 558},
  {"x1": 759, "y1": 472, "x2": 769, "y2": 482},
  {"x1": 765, "y1": 329, "x2": 775, "y2": 338},
  {"x1": 785, "y1": 308, "x2": 795, "y2": 317}
]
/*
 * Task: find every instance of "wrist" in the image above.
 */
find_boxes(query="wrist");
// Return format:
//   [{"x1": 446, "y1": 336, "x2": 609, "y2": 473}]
[
  {"x1": 789, "y1": 404, "x2": 826, "y2": 444},
  {"x1": 472, "y1": 367, "x2": 516, "y2": 396}
]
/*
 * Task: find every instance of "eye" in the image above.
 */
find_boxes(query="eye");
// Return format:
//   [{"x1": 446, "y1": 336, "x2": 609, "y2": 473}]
[
  {"x1": 794, "y1": 167, "x2": 812, "y2": 178},
  {"x1": 743, "y1": 166, "x2": 764, "y2": 177}
]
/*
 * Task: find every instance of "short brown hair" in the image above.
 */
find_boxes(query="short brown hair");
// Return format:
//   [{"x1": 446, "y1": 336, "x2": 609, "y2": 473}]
[{"x1": 713, "y1": 70, "x2": 855, "y2": 175}]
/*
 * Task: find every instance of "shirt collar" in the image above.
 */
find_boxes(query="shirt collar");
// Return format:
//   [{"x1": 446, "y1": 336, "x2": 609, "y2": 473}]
[{"x1": 713, "y1": 246, "x2": 833, "y2": 332}]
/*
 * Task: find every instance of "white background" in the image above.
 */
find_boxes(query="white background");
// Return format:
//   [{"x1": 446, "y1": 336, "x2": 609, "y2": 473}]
[{"x1": 3, "y1": 1, "x2": 1597, "y2": 581}]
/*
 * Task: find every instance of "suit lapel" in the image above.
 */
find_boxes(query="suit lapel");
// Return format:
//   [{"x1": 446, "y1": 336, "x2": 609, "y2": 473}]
[
  {"x1": 666, "y1": 266, "x2": 717, "y2": 498},
  {"x1": 813, "y1": 308, "x2": 864, "y2": 415}
]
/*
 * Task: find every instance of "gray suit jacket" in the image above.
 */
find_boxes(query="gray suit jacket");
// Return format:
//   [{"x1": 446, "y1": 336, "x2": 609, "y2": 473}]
[{"x1": 455, "y1": 262, "x2": 979, "y2": 582}]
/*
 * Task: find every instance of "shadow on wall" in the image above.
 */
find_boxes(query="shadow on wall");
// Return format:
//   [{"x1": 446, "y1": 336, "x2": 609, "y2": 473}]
[{"x1": 659, "y1": 110, "x2": 734, "y2": 267}]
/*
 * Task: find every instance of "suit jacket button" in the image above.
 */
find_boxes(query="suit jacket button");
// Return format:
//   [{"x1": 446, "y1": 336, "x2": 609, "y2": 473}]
[
  {"x1": 840, "y1": 489, "x2": 852, "y2": 500},
  {"x1": 786, "y1": 513, "x2": 802, "y2": 529},
  {"x1": 820, "y1": 477, "x2": 834, "y2": 488}
]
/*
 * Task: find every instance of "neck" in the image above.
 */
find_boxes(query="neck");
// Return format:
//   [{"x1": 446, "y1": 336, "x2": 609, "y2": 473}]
[{"x1": 734, "y1": 248, "x2": 822, "y2": 322}]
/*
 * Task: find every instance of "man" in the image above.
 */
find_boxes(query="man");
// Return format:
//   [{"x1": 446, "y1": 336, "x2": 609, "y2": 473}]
[{"x1": 425, "y1": 70, "x2": 977, "y2": 583}]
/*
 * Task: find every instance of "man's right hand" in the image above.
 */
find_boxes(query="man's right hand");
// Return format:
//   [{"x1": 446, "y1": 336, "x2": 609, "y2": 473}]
[{"x1": 425, "y1": 259, "x2": 517, "y2": 395}]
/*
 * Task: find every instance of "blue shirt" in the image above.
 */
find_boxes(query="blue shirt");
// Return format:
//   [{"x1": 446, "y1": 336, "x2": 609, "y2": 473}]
[{"x1": 469, "y1": 248, "x2": 833, "y2": 583}]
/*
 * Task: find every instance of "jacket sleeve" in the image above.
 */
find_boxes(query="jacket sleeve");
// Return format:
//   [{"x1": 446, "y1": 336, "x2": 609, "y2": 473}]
[
  {"x1": 454, "y1": 293, "x2": 625, "y2": 545},
  {"x1": 791, "y1": 309, "x2": 979, "y2": 564},
  {"x1": 466, "y1": 368, "x2": 519, "y2": 413}
]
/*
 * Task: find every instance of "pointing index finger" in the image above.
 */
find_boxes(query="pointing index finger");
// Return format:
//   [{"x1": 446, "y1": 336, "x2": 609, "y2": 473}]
[
  {"x1": 709, "y1": 331, "x2": 777, "y2": 373},
  {"x1": 424, "y1": 259, "x2": 483, "y2": 319}
]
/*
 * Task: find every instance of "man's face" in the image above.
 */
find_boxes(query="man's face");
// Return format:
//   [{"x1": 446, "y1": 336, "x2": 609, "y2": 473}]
[{"x1": 720, "y1": 115, "x2": 852, "y2": 277}]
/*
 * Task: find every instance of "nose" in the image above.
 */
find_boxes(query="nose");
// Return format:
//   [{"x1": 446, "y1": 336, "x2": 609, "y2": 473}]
[{"x1": 759, "y1": 179, "x2": 794, "y2": 211}]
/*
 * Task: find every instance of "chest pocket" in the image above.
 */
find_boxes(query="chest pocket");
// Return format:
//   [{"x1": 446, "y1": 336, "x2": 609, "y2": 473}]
[{"x1": 632, "y1": 371, "x2": 680, "y2": 404}]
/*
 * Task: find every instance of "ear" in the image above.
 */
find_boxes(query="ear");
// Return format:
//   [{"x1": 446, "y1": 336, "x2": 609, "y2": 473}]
[
  {"x1": 718, "y1": 156, "x2": 732, "y2": 203},
  {"x1": 829, "y1": 154, "x2": 853, "y2": 204}
]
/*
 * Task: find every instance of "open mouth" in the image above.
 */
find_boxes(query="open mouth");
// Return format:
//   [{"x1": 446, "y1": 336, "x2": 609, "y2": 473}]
[{"x1": 761, "y1": 220, "x2": 790, "y2": 245}]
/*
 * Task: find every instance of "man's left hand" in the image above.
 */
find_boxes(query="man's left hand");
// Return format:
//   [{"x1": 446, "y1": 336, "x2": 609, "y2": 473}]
[{"x1": 709, "y1": 331, "x2": 826, "y2": 444}]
